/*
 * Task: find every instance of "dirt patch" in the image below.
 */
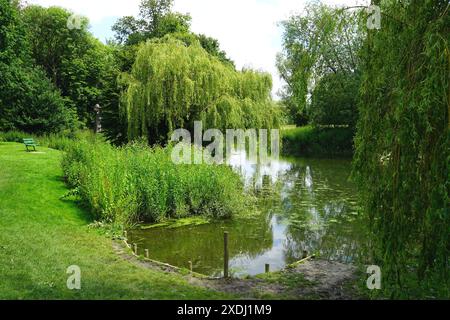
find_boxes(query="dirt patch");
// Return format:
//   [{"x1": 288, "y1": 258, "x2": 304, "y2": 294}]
[
  {"x1": 289, "y1": 260, "x2": 359, "y2": 299},
  {"x1": 195, "y1": 260, "x2": 358, "y2": 299},
  {"x1": 189, "y1": 276, "x2": 285, "y2": 298},
  {"x1": 113, "y1": 241, "x2": 360, "y2": 300}
]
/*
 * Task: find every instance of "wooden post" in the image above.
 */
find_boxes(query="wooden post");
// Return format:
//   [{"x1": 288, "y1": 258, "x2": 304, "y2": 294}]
[
  {"x1": 265, "y1": 264, "x2": 270, "y2": 273},
  {"x1": 133, "y1": 243, "x2": 137, "y2": 255},
  {"x1": 145, "y1": 249, "x2": 149, "y2": 258},
  {"x1": 224, "y1": 232, "x2": 229, "y2": 278},
  {"x1": 188, "y1": 261, "x2": 193, "y2": 273},
  {"x1": 302, "y1": 250, "x2": 308, "y2": 259}
]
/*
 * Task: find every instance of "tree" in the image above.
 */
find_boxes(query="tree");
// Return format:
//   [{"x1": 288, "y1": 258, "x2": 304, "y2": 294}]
[
  {"x1": 22, "y1": 5, "x2": 119, "y2": 127},
  {"x1": 197, "y1": 34, "x2": 235, "y2": 67},
  {"x1": 105, "y1": 0, "x2": 236, "y2": 143},
  {"x1": 112, "y1": 0, "x2": 190, "y2": 46},
  {"x1": 277, "y1": 3, "x2": 363, "y2": 126},
  {"x1": 353, "y1": 0, "x2": 449, "y2": 297},
  {"x1": 310, "y1": 71, "x2": 360, "y2": 128},
  {"x1": 119, "y1": 37, "x2": 281, "y2": 144},
  {"x1": 111, "y1": 0, "x2": 233, "y2": 72},
  {"x1": 0, "y1": 0, "x2": 76, "y2": 134},
  {"x1": 0, "y1": 0, "x2": 27, "y2": 63},
  {"x1": 0, "y1": 63, "x2": 77, "y2": 133}
]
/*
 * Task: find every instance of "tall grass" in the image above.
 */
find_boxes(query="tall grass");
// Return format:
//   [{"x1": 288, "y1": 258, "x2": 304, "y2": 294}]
[{"x1": 62, "y1": 140, "x2": 245, "y2": 226}]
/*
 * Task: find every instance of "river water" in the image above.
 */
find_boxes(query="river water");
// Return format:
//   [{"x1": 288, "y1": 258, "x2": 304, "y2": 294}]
[{"x1": 128, "y1": 151, "x2": 365, "y2": 277}]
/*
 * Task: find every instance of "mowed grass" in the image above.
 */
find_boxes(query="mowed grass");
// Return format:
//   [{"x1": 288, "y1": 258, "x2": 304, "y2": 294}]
[{"x1": 0, "y1": 142, "x2": 231, "y2": 299}]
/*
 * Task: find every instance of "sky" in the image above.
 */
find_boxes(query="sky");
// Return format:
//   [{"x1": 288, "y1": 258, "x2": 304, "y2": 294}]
[{"x1": 27, "y1": 0, "x2": 367, "y2": 99}]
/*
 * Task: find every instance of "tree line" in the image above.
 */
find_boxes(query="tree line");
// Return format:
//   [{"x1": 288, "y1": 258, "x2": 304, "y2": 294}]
[{"x1": 0, "y1": 0, "x2": 281, "y2": 143}]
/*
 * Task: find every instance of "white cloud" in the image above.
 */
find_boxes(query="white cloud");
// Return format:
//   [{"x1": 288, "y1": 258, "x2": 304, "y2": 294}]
[
  {"x1": 27, "y1": 0, "x2": 367, "y2": 98},
  {"x1": 27, "y1": 0, "x2": 140, "y2": 22}
]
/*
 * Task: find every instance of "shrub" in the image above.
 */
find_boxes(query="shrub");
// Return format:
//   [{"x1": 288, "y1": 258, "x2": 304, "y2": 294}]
[{"x1": 0, "y1": 62, "x2": 78, "y2": 134}]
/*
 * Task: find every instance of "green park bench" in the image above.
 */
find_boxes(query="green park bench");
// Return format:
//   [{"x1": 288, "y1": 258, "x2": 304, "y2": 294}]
[{"x1": 23, "y1": 138, "x2": 38, "y2": 152}]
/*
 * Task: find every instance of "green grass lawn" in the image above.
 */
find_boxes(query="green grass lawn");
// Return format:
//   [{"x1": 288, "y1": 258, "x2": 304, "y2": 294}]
[{"x1": 0, "y1": 142, "x2": 231, "y2": 299}]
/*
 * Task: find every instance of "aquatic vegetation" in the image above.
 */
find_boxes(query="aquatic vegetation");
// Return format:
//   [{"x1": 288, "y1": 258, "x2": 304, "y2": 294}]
[
  {"x1": 61, "y1": 140, "x2": 246, "y2": 225},
  {"x1": 139, "y1": 216, "x2": 210, "y2": 230},
  {"x1": 128, "y1": 156, "x2": 363, "y2": 277}
]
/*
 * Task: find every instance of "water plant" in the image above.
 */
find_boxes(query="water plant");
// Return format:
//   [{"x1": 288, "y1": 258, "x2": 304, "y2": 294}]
[{"x1": 61, "y1": 139, "x2": 246, "y2": 226}]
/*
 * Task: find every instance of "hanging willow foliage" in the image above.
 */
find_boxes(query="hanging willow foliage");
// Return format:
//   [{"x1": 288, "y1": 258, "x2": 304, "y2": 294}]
[
  {"x1": 353, "y1": 0, "x2": 449, "y2": 297},
  {"x1": 119, "y1": 37, "x2": 282, "y2": 144}
]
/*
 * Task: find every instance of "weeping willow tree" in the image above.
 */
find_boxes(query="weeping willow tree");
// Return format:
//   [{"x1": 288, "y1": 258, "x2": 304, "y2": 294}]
[
  {"x1": 120, "y1": 37, "x2": 282, "y2": 144},
  {"x1": 353, "y1": 0, "x2": 449, "y2": 297}
]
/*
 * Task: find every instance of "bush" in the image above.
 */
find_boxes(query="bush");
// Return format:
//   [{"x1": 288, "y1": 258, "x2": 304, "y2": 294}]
[
  {"x1": 0, "y1": 1, "x2": 77, "y2": 135},
  {"x1": 62, "y1": 140, "x2": 245, "y2": 225},
  {"x1": 282, "y1": 125, "x2": 354, "y2": 156},
  {"x1": 0, "y1": 62, "x2": 78, "y2": 134}
]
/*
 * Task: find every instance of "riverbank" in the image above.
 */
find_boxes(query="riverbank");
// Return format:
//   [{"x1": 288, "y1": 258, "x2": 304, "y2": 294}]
[
  {"x1": 0, "y1": 142, "x2": 363, "y2": 299},
  {"x1": 282, "y1": 126, "x2": 354, "y2": 157},
  {"x1": 0, "y1": 142, "x2": 231, "y2": 299},
  {"x1": 114, "y1": 239, "x2": 363, "y2": 300}
]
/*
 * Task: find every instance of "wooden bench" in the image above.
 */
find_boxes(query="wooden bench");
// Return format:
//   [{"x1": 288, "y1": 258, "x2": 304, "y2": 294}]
[{"x1": 23, "y1": 138, "x2": 38, "y2": 152}]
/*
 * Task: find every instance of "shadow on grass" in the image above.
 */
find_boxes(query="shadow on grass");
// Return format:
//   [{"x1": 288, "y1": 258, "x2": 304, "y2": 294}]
[
  {"x1": 59, "y1": 197, "x2": 95, "y2": 224},
  {"x1": 49, "y1": 174, "x2": 66, "y2": 183}
]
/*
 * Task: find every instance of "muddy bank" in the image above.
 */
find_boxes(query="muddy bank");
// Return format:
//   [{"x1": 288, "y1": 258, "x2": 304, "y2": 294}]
[
  {"x1": 193, "y1": 260, "x2": 359, "y2": 300},
  {"x1": 113, "y1": 241, "x2": 361, "y2": 300}
]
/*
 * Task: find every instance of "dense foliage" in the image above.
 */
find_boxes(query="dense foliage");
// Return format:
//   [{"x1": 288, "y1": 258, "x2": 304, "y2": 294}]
[
  {"x1": 353, "y1": 0, "x2": 449, "y2": 297},
  {"x1": 120, "y1": 37, "x2": 282, "y2": 144},
  {"x1": 277, "y1": 3, "x2": 363, "y2": 127},
  {"x1": 22, "y1": 5, "x2": 121, "y2": 127},
  {"x1": 112, "y1": 0, "x2": 233, "y2": 67},
  {"x1": 0, "y1": 0, "x2": 76, "y2": 133},
  {"x1": 282, "y1": 125, "x2": 354, "y2": 157},
  {"x1": 62, "y1": 140, "x2": 245, "y2": 225},
  {"x1": 310, "y1": 71, "x2": 360, "y2": 128}
]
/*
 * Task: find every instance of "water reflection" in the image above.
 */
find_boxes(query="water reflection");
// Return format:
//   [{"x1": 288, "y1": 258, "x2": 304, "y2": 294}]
[{"x1": 128, "y1": 150, "x2": 365, "y2": 277}]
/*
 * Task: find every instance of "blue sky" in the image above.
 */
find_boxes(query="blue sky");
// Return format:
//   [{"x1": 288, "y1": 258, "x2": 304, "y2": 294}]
[{"x1": 28, "y1": 0, "x2": 367, "y2": 98}]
